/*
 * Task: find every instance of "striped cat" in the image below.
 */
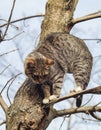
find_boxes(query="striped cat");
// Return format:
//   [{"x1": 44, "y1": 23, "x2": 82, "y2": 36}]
[{"x1": 24, "y1": 33, "x2": 92, "y2": 107}]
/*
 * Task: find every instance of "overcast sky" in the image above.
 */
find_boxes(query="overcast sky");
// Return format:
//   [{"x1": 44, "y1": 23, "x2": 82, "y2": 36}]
[{"x1": 0, "y1": 1, "x2": 101, "y2": 130}]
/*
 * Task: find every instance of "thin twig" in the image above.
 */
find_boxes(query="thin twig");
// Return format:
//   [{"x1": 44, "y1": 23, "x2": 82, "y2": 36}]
[
  {"x1": 81, "y1": 95, "x2": 93, "y2": 107},
  {"x1": 7, "y1": 78, "x2": 16, "y2": 105},
  {"x1": 0, "y1": 14, "x2": 44, "y2": 28},
  {"x1": 82, "y1": 39, "x2": 101, "y2": 41},
  {"x1": 2, "y1": 0, "x2": 16, "y2": 39},
  {"x1": 7, "y1": 73, "x2": 22, "y2": 104},
  {"x1": 0, "y1": 95, "x2": 8, "y2": 113},
  {"x1": 75, "y1": 114, "x2": 100, "y2": 122},
  {"x1": 0, "y1": 18, "x2": 18, "y2": 29},
  {"x1": 4, "y1": 31, "x2": 24, "y2": 41},
  {"x1": 0, "y1": 48, "x2": 19, "y2": 57},
  {"x1": 59, "y1": 116, "x2": 66, "y2": 130},
  {"x1": 0, "y1": 73, "x2": 22, "y2": 94},
  {"x1": 0, "y1": 64, "x2": 11, "y2": 75}
]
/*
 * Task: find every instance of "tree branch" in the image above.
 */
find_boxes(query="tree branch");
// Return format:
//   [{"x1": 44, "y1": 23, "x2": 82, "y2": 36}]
[
  {"x1": 2, "y1": 0, "x2": 16, "y2": 39},
  {"x1": 0, "y1": 95, "x2": 8, "y2": 113},
  {"x1": 0, "y1": 64, "x2": 11, "y2": 75},
  {"x1": 0, "y1": 49, "x2": 19, "y2": 57},
  {"x1": 0, "y1": 14, "x2": 44, "y2": 28},
  {"x1": 54, "y1": 105, "x2": 101, "y2": 118},
  {"x1": 0, "y1": 121, "x2": 6, "y2": 126},
  {"x1": 72, "y1": 10, "x2": 101, "y2": 25},
  {"x1": 0, "y1": 73, "x2": 22, "y2": 94},
  {"x1": 90, "y1": 111, "x2": 101, "y2": 121},
  {"x1": 47, "y1": 86, "x2": 101, "y2": 106}
]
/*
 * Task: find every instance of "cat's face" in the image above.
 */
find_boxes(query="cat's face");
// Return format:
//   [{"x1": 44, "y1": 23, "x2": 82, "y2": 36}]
[{"x1": 25, "y1": 54, "x2": 54, "y2": 84}]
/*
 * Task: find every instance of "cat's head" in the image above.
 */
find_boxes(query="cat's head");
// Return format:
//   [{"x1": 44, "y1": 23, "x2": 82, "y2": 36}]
[{"x1": 24, "y1": 52, "x2": 54, "y2": 84}]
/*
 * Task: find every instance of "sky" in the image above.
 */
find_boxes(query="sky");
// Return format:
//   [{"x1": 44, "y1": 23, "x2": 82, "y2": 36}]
[{"x1": 0, "y1": 0, "x2": 101, "y2": 130}]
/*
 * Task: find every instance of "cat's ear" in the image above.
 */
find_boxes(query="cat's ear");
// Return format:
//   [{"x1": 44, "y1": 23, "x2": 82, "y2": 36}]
[
  {"x1": 25, "y1": 57, "x2": 35, "y2": 66},
  {"x1": 46, "y1": 58, "x2": 54, "y2": 65}
]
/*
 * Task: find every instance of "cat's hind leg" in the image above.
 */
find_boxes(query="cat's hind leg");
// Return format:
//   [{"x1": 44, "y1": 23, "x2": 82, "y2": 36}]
[{"x1": 71, "y1": 59, "x2": 92, "y2": 107}]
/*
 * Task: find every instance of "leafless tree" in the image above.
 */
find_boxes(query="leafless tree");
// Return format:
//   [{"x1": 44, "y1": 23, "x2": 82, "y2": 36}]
[{"x1": 0, "y1": 0, "x2": 101, "y2": 130}]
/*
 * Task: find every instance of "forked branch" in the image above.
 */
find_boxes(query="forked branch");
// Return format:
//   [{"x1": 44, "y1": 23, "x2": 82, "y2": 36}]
[
  {"x1": 44, "y1": 86, "x2": 101, "y2": 126},
  {"x1": 55, "y1": 105, "x2": 101, "y2": 119}
]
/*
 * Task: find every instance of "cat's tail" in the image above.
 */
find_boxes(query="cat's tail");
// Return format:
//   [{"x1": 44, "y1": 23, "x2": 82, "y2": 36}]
[{"x1": 76, "y1": 95, "x2": 83, "y2": 107}]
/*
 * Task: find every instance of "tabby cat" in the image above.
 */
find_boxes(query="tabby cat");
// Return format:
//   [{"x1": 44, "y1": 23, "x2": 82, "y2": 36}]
[{"x1": 24, "y1": 33, "x2": 92, "y2": 107}]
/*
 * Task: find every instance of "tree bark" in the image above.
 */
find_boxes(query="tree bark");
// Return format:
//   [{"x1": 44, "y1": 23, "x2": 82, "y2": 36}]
[
  {"x1": 40, "y1": 0, "x2": 78, "y2": 41},
  {"x1": 6, "y1": 0, "x2": 78, "y2": 130}
]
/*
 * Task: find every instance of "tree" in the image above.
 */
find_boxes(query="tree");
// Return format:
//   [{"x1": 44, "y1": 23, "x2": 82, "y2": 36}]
[{"x1": 0, "y1": 0, "x2": 101, "y2": 130}]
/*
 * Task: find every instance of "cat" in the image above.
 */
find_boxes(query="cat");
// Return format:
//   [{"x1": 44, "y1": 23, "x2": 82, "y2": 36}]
[{"x1": 24, "y1": 32, "x2": 93, "y2": 107}]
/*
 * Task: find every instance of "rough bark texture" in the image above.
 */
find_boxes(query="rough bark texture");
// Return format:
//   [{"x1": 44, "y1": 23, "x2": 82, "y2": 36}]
[
  {"x1": 40, "y1": 0, "x2": 78, "y2": 41},
  {"x1": 6, "y1": 0, "x2": 78, "y2": 130},
  {"x1": 7, "y1": 78, "x2": 50, "y2": 130}
]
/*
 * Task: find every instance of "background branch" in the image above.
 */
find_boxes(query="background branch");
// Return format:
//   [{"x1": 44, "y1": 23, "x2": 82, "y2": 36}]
[
  {"x1": 2, "y1": 0, "x2": 16, "y2": 39},
  {"x1": 0, "y1": 49, "x2": 19, "y2": 57},
  {"x1": 72, "y1": 10, "x2": 101, "y2": 25},
  {"x1": 0, "y1": 95, "x2": 8, "y2": 113},
  {"x1": 0, "y1": 73, "x2": 22, "y2": 94},
  {"x1": 0, "y1": 14, "x2": 44, "y2": 28}
]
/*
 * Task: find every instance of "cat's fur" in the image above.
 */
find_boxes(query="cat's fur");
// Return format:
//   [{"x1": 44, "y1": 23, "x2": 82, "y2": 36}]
[{"x1": 24, "y1": 33, "x2": 93, "y2": 107}]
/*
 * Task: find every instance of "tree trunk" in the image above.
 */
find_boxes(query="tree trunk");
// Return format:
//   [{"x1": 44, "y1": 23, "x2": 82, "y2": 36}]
[
  {"x1": 6, "y1": 0, "x2": 78, "y2": 130},
  {"x1": 40, "y1": 0, "x2": 78, "y2": 41}
]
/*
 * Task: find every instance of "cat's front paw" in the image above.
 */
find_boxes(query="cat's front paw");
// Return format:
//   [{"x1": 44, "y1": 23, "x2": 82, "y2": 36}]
[
  {"x1": 42, "y1": 98, "x2": 49, "y2": 104},
  {"x1": 69, "y1": 86, "x2": 82, "y2": 95},
  {"x1": 49, "y1": 95, "x2": 57, "y2": 101}
]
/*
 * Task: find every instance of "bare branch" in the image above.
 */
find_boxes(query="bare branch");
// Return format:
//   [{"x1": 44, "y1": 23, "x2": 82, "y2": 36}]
[
  {"x1": 72, "y1": 10, "x2": 101, "y2": 25},
  {"x1": 82, "y1": 95, "x2": 93, "y2": 107},
  {"x1": 0, "y1": 19, "x2": 18, "y2": 29},
  {"x1": 0, "y1": 95, "x2": 8, "y2": 113},
  {"x1": 0, "y1": 73, "x2": 22, "y2": 94},
  {"x1": 4, "y1": 31, "x2": 24, "y2": 41},
  {"x1": 7, "y1": 74, "x2": 22, "y2": 104},
  {"x1": 83, "y1": 39, "x2": 101, "y2": 41},
  {"x1": 59, "y1": 116, "x2": 66, "y2": 130},
  {"x1": 0, "y1": 73, "x2": 22, "y2": 113},
  {"x1": 54, "y1": 105, "x2": 101, "y2": 118},
  {"x1": 0, "y1": 14, "x2": 44, "y2": 28},
  {"x1": 0, "y1": 49, "x2": 19, "y2": 57},
  {"x1": 2, "y1": 0, "x2": 16, "y2": 40},
  {"x1": 47, "y1": 86, "x2": 101, "y2": 106},
  {"x1": 0, "y1": 64, "x2": 11, "y2": 75},
  {"x1": 0, "y1": 121, "x2": 6, "y2": 126},
  {"x1": 90, "y1": 112, "x2": 101, "y2": 121}
]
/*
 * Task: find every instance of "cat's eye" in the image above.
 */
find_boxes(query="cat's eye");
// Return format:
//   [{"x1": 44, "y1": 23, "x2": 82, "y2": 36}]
[
  {"x1": 28, "y1": 63, "x2": 35, "y2": 68},
  {"x1": 33, "y1": 75, "x2": 39, "y2": 79}
]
